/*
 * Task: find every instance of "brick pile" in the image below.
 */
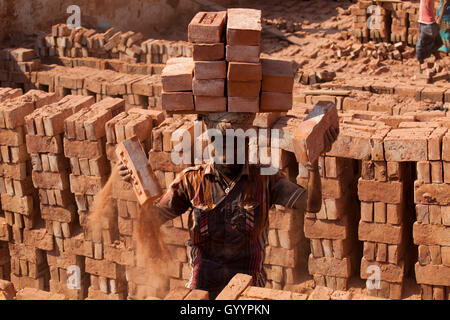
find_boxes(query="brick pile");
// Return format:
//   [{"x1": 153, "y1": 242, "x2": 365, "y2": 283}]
[
  {"x1": 390, "y1": 2, "x2": 408, "y2": 43},
  {"x1": 0, "y1": 90, "x2": 59, "y2": 245},
  {"x1": 104, "y1": 107, "x2": 165, "y2": 299},
  {"x1": 63, "y1": 97, "x2": 126, "y2": 299},
  {"x1": 413, "y1": 128, "x2": 450, "y2": 300},
  {"x1": 37, "y1": 24, "x2": 192, "y2": 64},
  {"x1": 161, "y1": 9, "x2": 294, "y2": 114},
  {"x1": 0, "y1": 49, "x2": 40, "y2": 91}
]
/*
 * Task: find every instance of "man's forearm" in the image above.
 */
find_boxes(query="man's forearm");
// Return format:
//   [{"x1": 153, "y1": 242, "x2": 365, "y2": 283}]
[{"x1": 306, "y1": 161, "x2": 322, "y2": 213}]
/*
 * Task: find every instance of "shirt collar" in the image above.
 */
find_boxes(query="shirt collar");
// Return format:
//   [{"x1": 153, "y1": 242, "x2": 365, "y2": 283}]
[{"x1": 204, "y1": 162, "x2": 250, "y2": 178}]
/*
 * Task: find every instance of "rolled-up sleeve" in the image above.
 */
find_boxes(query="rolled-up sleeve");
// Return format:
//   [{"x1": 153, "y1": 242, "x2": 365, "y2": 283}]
[
  {"x1": 269, "y1": 171, "x2": 306, "y2": 209},
  {"x1": 154, "y1": 172, "x2": 192, "y2": 222}
]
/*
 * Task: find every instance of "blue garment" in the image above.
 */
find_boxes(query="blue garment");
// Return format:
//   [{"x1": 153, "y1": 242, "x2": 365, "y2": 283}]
[
  {"x1": 416, "y1": 22, "x2": 443, "y2": 62},
  {"x1": 437, "y1": 0, "x2": 450, "y2": 52}
]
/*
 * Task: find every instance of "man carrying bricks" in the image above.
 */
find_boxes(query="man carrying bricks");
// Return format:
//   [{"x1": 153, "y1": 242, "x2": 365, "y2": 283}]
[
  {"x1": 416, "y1": 0, "x2": 443, "y2": 74},
  {"x1": 118, "y1": 112, "x2": 338, "y2": 299}
]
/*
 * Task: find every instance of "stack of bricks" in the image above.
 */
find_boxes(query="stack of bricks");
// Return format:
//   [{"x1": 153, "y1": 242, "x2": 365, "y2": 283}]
[
  {"x1": 161, "y1": 9, "x2": 293, "y2": 114},
  {"x1": 406, "y1": 2, "x2": 420, "y2": 46},
  {"x1": 149, "y1": 116, "x2": 197, "y2": 293},
  {"x1": 63, "y1": 97, "x2": 126, "y2": 300},
  {"x1": 104, "y1": 107, "x2": 165, "y2": 299},
  {"x1": 301, "y1": 155, "x2": 360, "y2": 291},
  {"x1": 26, "y1": 95, "x2": 94, "y2": 245},
  {"x1": 190, "y1": 11, "x2": 227, "y2": 113},
  {"x1": 390, "y1": 2, "x2": 408, "y2": 43},
  {"x1": 8, "y1": 241, "x2": 49, "y2": 291},
  {"x1": 351, "y1": 1, "x2": 371, "y2": 43},
  {"x1": 37, "y1": 24, "x2": 192, "y2": 64},
  {"x1": 1, "y1": 90, "x2": 59, "y2": 244},
  {"x1": 357, "y1": 159, "x2": 412, "y2": 299},
  {"x1": 0, "y1": 48, "x2": 40, "y2": 90},
  {"x1": 0, "y1": 242, "x2": 9, "y2": 279},
  {"x1": 226, "y1": 9, "x2": 262, "y2": 113},
  {"x1": 161, "y1": 58, "x2": 195, "y2": 112},
  {"x1": 260, "y1": 58, "x2": 294, "y2": 112},
  {"x1": 265, "y1": 205, "x2": 307, "y2": 290},
  {"x1": 413, "y1": 127, "x2": 450, "y2": 300},
  {"x1": 369, "y1": 2, "x2": 391, "y2": 43},
  {"x1": 33, "y1": 65, "x2": 163, "y2": 111}
]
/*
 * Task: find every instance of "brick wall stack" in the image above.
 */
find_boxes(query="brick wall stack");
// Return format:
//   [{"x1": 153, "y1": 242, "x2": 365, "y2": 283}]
[
  {"x1": 368, "y1": 3, "x2": 390, "y2": 43},
  {"x1": 357, "y1": 160, "x2": 413, "y2": 299},
  {"x1": 1, "y1": 90, "x2": 59, "y2": 245},
  {"x1": 0, "y1": 49, "x2": 40, "y2": 91},
  {"x1": 413, "y1": 127, "x2": 450, "y2": 300},
  {"x1": 406, "y1": 2, "x2": 420, "y2": 46},
  {"x1": 190, "y1": 11, "x2": 227, "y2": 113},
  {"x1": 24, "y1": 95, "x2": 96, "y2": 299},
  {"x1": 104, "y1": 107, "x2": 165, "y2": 299},
  {"x1": 390, "y1": 2, "x2": 408, "y2": 43},
  {"x1": 63, "y1": 97, "x2": 126, "y2": 299},
  {"x1": 351, "y1": 1, "x2": 371, "y2": 43},
  {"x1": 37, "y1": 24, "x2": 192, "y2": 65},
  {"x1": 226, "y1": 9, "x2": 262, "y2": 113},
  {"x1": 148, "y1": 116, "x2": 197, "y2": 293},
  {"x1": 0, "y1": 242, "x2": 9, "y2": 279}
]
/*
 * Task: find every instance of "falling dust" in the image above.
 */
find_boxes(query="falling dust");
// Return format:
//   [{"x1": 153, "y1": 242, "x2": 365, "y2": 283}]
[{"x1": 87, "y1": 164, "x2": 172, "y2": 299}]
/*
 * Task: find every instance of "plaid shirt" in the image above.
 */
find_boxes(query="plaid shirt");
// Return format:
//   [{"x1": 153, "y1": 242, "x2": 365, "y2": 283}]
[{"x1": 155, "y1": 163, "x2": 306, "y2": 293}]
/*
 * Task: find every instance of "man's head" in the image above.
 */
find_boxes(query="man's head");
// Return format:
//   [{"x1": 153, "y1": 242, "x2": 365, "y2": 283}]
[{"x1": 201, "y1": 113, "x2": 257, "y2": 167}]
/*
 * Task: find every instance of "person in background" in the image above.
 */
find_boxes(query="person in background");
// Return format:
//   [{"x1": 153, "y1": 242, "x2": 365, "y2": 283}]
[
  {"x1": 437, "y1": 0, "x2": 450, "y2": 55},
  {"x1": 416, "y1": 0, "x2": 443, "y2": 73}
]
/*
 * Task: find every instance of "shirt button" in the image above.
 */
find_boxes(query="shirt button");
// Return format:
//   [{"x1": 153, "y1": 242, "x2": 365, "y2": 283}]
[{"x1": 225, "y1": 187, "x2": 230, "y2": 194}]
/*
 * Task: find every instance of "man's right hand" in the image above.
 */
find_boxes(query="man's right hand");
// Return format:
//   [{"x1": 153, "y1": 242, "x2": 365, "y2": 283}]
[{"x1": 118, "y1": 162, "x2": 132, "y2": 182}]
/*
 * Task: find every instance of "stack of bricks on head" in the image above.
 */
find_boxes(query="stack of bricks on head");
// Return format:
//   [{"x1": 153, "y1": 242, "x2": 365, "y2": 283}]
[{"x1": 161, "y1": 9, "x2": 295, "y2": 113}]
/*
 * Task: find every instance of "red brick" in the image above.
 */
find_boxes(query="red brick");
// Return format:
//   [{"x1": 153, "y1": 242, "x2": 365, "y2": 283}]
[
  {"x1": 194, "y1": 61, "x2": 226, "y2": 80},
  {"x1": 69, "y1": 174, "x2": 107, "y2": 195},
  {"x1": 413, "y1": 222, "x2": 450, "y2": 246},
  {"x1": 161, "y1": 92, "x2": 194, "y2": 112},
  {"x1": 227, "y1": 9, "x2": 261, "y2": 46},
  {"x1": 227, "y1": 62, "x2": 262, "y2": 81},
  {"x1": 358, "y1": 221, "x2": 403, "y2": 244},
  {"x1": 292, "y1": 101, "x2": 339, "y2": 165},
  {"x1": 261, "y1": 57, "x2": 294, "y2": 93},
  {"x1": 194, "y1": 96, "x2": 227, "y2": 112},
  {"x1": 304, "y1": 216, "x2": 348, "y2": 240},
  {"x1": 26, "y1": 134, "x2": 62, "y2": 154},
  {"x1": 260, "y1": 92, "x2": 292, "y2": 112},
  {"x1": 226, "y1": 45, "x2": 260, "y2": 63},
  {"x1": 161, "y1": 62, "x2": 194, "y2": 92},
  {"x1": 414, "y1": 181, "x2": 450, "y2": 205},
  {"x1": 85, "y1": 258, "x2": 123, "y2": 279},
  {"x1": 193, "y1": 43, "x2": 224, "y2": 61},
  {"x1": 358, "y1": 179, "x2": 403, "y2": 204},
  {"x1": 164, "y1": 287, "x2": 191, "y2": 300},
  {"x1": 188, "y1": 11, "x2": 227, "y2": 43},
  {"x1": 227, "y1": 97, "x2": 259, "y2": 113},
  {"x1": 32, "y1": 171, "x2": 69, "y2": 190},
  {"x1": 192, "y1": 78, "x2": 225, "y2": 96},
  {"x1": 63, "y1": 138, "x2": 104, "y2": 159},
  {"x1": 308, "y1": 254, "x2": 351, "y2": 278},
  {"x1": 415, "y1": 263, "x2": 450, "y2": 286},
  {"x1": 227, "y1": 81, "x2": 261, "y2": 97},
  {"x1": 216, "y1": 273, "x2": 253, "y2": 300},
  {"x1": 360, "y1": 257, "x2": 405, "y2": 283}
]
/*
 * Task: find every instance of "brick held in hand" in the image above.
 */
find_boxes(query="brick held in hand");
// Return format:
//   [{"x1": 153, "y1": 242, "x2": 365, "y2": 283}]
[
  {"x1": 193, "y1": 43, "x2": 225, "y2": 61},
  {"x1": 227, "y1": 9, "x2": 262, "y2": 46},
  {"x1": 162, "y1": 91, "x2": 194, "y2": 111},
  {"x1": 261, "y1": 57, "x2": 295, "y2": 93},
  {"x1": 292, "y1": 101, "x2": 339, "y2": 165},
  {"x1": 115, "y1": 136, "x2": 162, "y2": 206},
  {"x1": 188, "y1": 11, "x2": 227, "y2": 43},
  {"x1": 161, "y1": 61, "x2": 194, "y2": 92},
  {"x1": 260, "y1": 92, "x2": 292, "y2": 112},
  {"x1": 194, "y1": 96, "x2": 227, "y2": 113}
]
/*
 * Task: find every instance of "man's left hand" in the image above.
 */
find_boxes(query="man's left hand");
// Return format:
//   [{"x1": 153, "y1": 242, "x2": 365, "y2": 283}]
[{"x1": 323, "y1": 126, "x2": 339, "y2": 154}]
